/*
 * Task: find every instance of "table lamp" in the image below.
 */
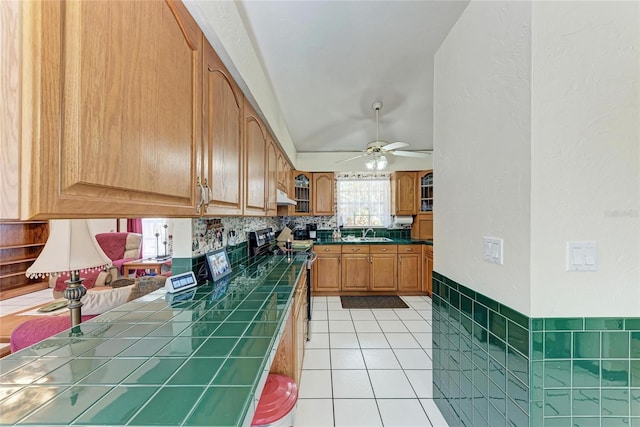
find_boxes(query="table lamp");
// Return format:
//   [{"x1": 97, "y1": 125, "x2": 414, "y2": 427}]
[{"x1": 26, "y1": 219, "x2": 112, "y2": 326}]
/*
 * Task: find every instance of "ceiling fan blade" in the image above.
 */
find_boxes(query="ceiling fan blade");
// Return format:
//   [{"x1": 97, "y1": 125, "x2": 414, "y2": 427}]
[
  {"x1": 382, "y1": 141, "x2": 410, "y2": 151},
  {"x1": 336, "y1": 153, "x2": 367, "y2": 163},
  {"x1": 390, "y1": 150, "x2": 432, "y2": 158}
]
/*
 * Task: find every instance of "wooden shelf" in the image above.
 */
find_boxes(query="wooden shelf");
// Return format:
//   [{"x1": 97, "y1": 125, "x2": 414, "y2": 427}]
[
  {"x1": 0, "y1": 243, "x2": 46, "y2": 251},
  {"x1": 0, "y1": 221, "x2": 49, "y2": 295},
  {"x1": 0, "y1": 271, "x2": 30, "y2": 280},
  {"x1": 0, "y1": 257, "x2": 38, "y2": 267}
]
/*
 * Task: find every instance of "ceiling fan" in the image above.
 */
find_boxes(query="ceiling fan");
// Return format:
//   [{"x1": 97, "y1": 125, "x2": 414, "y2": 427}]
[{"x1": 338, "y1": 101, "x2": 431, "y2": 170}]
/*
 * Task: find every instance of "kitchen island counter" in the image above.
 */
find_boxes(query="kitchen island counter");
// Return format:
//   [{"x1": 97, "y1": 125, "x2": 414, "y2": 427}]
[{"x1": 0, "y1": 255, "x2": 307, "y2": 427}]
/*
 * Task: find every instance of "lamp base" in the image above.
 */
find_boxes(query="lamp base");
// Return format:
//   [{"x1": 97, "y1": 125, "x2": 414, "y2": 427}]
[{"x1": 63, "y1": 271, "x2": 86, "y2": 327}]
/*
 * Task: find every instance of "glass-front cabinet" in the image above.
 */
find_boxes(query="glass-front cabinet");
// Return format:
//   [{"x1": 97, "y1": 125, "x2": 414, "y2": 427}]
[
  {"x1": 293, "y1": 171, "x2": 312, "y2": 215},
  {"x1": 419, "y1": 170, "x2": 433, "y2": 213},
  {"x1": 412, "y1": 170, "x2": 433, "y2": 240}
]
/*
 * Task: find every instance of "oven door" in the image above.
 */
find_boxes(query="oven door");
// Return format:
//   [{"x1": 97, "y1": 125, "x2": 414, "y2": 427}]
[{"x1": 306, "y1": 250, "x2": 317, "y2": 340}]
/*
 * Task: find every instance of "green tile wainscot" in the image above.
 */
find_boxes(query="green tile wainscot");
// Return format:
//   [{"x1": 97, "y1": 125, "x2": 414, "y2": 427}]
[
  {"x1": 433, "y1": 271, "x2": 640, "y2": 427},
  {"x1": 0, "y1": 255, "x2": 307, "y2": 427}
]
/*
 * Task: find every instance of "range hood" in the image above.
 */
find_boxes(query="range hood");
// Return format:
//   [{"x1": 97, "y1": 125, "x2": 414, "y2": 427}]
[{"x1": 277, "y1": 189, "x2": 296, "y2": 206}]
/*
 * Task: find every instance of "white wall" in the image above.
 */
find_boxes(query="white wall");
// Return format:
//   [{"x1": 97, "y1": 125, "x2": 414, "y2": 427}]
[
  {"x1": 88, "y1": 219, "x2": 119, "y2": 234},
  {"x1": 434, "y1": 1, "x2": 533, "y2": 315},
  {"x1": 530, "y1": 1, "x2": 640, "y2": 317},
  {"x1": 435, "y1": 0, "x2": 640, "y2": 318}
]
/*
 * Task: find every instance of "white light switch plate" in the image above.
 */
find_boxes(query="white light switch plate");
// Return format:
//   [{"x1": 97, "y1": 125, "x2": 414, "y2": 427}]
[
  {"x1": 566, "y1": 241, "x2": 597, "y2": 271},
  {"x1": 483, "y1": 237, "x2": 503, "y2": 265}
]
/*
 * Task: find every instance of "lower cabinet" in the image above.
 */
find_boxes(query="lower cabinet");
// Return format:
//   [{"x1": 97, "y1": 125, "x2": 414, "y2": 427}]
[
  {"x1": 422, "y1": 245, "x2": 433, "y2": 296},
  {"x1": 341, "y1": 245, "x2": 369, "y2": 291},
  {"x1": 312, "y1": 245, "x2": 341, "y2": 293},
  {"x1": 311, "y1": 243, "x2": 429, "y2": 296},
  {"x1": 270, "y1": 270, "x2": 307, "y2": 385},
  {"x1": 369, "y1": 245, "x2": 398, "y2": 292},
  {"x1": 398, "y1": 245, "x2": 421, "y2": 292}
]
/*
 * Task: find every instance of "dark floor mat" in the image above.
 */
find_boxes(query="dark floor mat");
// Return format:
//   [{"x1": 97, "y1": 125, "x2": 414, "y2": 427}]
[{"x1": 340, "y1": 295, "x2": 409, "y2": 309}]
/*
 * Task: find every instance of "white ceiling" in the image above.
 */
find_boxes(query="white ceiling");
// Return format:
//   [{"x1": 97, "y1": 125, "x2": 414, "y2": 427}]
[{"x1": 185, "y1": 0, "x2": 469, "y2": 160}]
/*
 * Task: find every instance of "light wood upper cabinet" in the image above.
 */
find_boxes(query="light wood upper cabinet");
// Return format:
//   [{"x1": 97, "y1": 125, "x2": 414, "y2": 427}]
[
  {"x1": 418, "y1": 170, "x2": 433, "y2": 213},
  {"x1": 313, "y1": 173, "x2": 335, "y2": 216},
  {"x1": 1, "y1": 1, "x2": 21, "y2": 219},
  {"x1": 266, "y1": 139, "x2": 278, "y2": 216},
  {"x1": 391, "y1": 171, "x2": 417, "y2": 216},
  {"x1": 293, "y1": 171, "x2": 312, "y2": 215},
  {"x1": 202, "y1": 39, "x2": 244, "y2": 216},
  {"x1": 277, "y1": 151, "x2": 291, "y2": 193},
  {"x1": 18, "y1": 0, "x2": 202, "y2": 219},
  {"x1": 244, "y1": 100, "x2": 267, "y2": 215},
  {"x1": 412, "y1": 170, "x2": 434, "y2": 240}
]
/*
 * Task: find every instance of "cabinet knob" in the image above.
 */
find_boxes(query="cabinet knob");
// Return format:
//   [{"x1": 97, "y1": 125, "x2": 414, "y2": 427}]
[
  {"x1": 324, "y1": 248, "x2": 330, "y2": 252},
  {"x1": 381, "y1": 248, "x2": 387, "y2": 252}
]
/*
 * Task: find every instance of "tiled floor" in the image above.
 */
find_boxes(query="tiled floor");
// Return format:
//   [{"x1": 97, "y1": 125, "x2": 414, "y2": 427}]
[
  {"x1": 0, "y1": 289, "x2": 54, "y2": 316},
  {"x1": 295, "y1": 295, "x2": 449, "y2": 427}
]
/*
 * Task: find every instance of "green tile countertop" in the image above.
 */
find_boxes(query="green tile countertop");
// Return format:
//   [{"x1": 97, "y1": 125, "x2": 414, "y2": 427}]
[
  {"x1": 313, "y1": 237, "x2": 433, "y2": 245},
  {"x1": 0, "y1": 255, "x2": 307, "y2": 427}
]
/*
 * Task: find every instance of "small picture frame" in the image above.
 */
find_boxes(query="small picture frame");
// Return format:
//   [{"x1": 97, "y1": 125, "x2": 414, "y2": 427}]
[{"x1": 205, "y1": 247, "x2": 232, "y2": 282}]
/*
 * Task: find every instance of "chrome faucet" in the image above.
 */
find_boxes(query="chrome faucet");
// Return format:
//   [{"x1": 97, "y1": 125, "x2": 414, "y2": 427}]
[{"x1": 362, "y1": 228, "x2": 375, "y2": 238}]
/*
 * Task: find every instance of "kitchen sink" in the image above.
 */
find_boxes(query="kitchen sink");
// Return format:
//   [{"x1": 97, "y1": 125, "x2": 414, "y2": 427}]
[{"x1": 341, "y1": 236, "x2": 393, "y2": 243}]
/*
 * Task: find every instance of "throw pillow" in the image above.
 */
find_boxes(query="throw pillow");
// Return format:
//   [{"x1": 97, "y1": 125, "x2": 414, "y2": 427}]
[{"x1": 81, "y1": 284, "x2": 135, "y2": 315}]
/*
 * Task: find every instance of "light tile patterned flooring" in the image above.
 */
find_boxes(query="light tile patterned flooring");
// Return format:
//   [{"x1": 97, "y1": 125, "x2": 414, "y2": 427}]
[
  {"x1": 0, "y1": 289, "x2": 54, "y2": 317},
  {"x1": 295, "y1": 295, "x2": 448, "y2": 427}
]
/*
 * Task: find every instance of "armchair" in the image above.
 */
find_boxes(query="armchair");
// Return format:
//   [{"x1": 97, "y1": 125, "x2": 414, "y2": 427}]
[
  {"x1": 49, "y1": 266, "x2": 118, "y2": 299},
  {"x1": 95, "y1": 232, "x2": 143, "y2": 275}
]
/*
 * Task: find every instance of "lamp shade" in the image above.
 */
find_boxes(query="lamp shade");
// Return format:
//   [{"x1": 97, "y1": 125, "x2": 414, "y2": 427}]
[{"x1": 26, "y1": 220, "x2": 112, "y2": 278}]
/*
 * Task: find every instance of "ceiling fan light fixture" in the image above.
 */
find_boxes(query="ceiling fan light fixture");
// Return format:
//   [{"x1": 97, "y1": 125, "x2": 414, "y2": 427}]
[
  {"x1": 364, "y1": 154, "x2": 387, "y2": 171},
  {"x1": 365, "y1": 159, "x2": 376, "y2": 170},
  {"x1": 376, "y1": 155, "x2": 388, "y2": 170}
]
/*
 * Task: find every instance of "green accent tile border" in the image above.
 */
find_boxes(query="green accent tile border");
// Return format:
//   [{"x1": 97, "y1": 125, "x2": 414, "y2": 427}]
[{"x1": 433, "y1": 271, "x2": 640, "y2": 427}]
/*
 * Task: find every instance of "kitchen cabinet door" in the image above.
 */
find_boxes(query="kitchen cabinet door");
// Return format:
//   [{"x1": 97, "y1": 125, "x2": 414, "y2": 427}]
[
  {"x1": 1, "y1": 0, "x2": 21, "y2": 219},
  {"x1": 412, "y1": 213, "x2": 433, "y2": 240},
  {"x1": 398, "y1": 245, "x2": 421, "y2": 292},
  {"x1": 244, "y1": 100, "x2": 267, "y2": 215},
  {"x1": 20, "y1": 0, "x2": 202, "y2": 219},
  {"x1": 294, "y1": 273, "x2": 307, "y2": 384},
  {"x1": 422, "y1": 245, "x2": 433, "y2": 296},
  {"x1": 202, "y1": 39, "x2": 244, "y2": 216},
  {"x1": 277, "y1": 151, "x2": 289, "y2": 192},
  {"x1": 312, "y1": 172, "x2": 335, "y2": 215},
  {"x1": 369, "y1": 253, "x2": 398, "y2": 292},
  {"x1": 312, "y1": 246, "x2": 341, "y2": 293},
  {"x1": 341, "y1": 246, "x2": 370, "y2": 292},
  {"x1": 271, "y1": 271, "x2": 306, "y2": 384},
  {"x1": 266, "y1": 139, "x2": 278, "y2": 216},
  {"x1": 293, "y1": 171, "x2": 312, "y2": 215},
  {"x1": 391, "y1": 172, "x2": 417, "y2": 216}
]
